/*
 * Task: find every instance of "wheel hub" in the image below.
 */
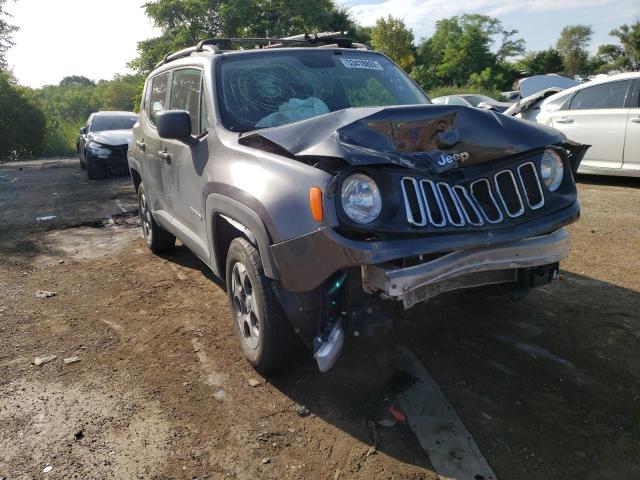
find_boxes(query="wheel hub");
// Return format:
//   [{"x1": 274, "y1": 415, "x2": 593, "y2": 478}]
[
  {"x1": 231, "y1": 262, "x2": 260, "y2": 350},
  {"x1": 139, "y1": 192, "x2": 152, "y2": 243}
]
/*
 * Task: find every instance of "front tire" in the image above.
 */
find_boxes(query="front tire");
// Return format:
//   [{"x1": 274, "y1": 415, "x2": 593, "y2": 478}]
[
  {"x1": 137, "y1": 183, "x2": 175, "y2": 253},
  {"x1": 226, "y1": 237, "x2": 295, "y2": 373}
]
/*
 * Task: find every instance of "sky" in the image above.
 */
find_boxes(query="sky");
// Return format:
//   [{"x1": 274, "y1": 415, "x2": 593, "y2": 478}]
[{"x1": 5, "y1": 0, "x2": 640, "y2": 88}]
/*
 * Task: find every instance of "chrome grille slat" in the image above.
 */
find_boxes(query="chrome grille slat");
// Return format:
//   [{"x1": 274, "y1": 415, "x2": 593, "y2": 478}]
[
  {"x1": 517, "y1": 162, "x2": 545, "y2": 209},
  {"x1": 453, "y1": 186, "x2": 484, "y2": 226},
  {"x1": 437, "y1": 182, "x2": 465, "y2": 227},
  {"x1": 470, "y1": 178, "x2": 504, "y2": 224},
  {"x1": 400, "y1": 177, "x2": 427, "y2": 226},
  {"x1": 494, "y1": 170, "x2": 525, "y2": 218},
  {"x1": 419, "y1": 180, "x2": 447, "y2": 227}
]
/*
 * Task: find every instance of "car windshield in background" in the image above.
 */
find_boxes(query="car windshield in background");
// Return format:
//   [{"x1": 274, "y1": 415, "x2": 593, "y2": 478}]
[
  {"x1": 217, "y1": 51, "x2": 429, "y2": 131},
  {"x1": 91, "y1": 115, "x2": 137, "y2": 132}
]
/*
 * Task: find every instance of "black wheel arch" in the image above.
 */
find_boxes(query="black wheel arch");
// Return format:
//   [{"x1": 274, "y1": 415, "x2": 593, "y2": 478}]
[{"x1": 205, "y1": 193, "x2": 279, "y2": 282}]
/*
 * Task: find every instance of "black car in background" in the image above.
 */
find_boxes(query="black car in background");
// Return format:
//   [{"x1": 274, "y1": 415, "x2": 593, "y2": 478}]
[{"x1": 77, "y1": 111, "x2": 138, "y2": 179}]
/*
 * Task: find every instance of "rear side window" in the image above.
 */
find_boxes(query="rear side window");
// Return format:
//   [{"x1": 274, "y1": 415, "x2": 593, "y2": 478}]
[
  {"x1": 148, "y1": 72, "x2": 169, "y2": 125},
  {"x1": 569, "y1": 80, "x2": 630, "y2": 110},
  {"x1": 169, "y1": 68, "x2": 204, "y2": 134}
]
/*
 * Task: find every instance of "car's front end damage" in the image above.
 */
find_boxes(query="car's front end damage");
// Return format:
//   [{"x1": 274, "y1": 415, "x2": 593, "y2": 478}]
[
  {"x1": 86, "y1": 130, "x2": 133, "y2": 175},
  {"x1": 241, "y1": 103, "x2": 588, "y2": 372}
]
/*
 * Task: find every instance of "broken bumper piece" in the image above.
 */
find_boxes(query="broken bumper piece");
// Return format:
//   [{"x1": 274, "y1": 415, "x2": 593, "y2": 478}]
[
  {"x1": 362, "y1": 229, "x2": 569, "y2": 309},
  {"x1": 314, "y1": 320, "x2": 345, "y2": 372}
]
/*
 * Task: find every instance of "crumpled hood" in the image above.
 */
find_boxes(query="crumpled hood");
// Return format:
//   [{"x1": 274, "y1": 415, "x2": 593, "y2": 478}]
[
  {"x1": 239, "y1": 105, "x2": 566, "y2": 173},
  {"x1": 89, "y1": 129, "x2": 133, "y2": 147}
]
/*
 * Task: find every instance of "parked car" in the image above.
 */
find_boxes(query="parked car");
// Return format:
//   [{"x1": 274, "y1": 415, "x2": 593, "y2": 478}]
[
  {"x1": 431, "y1": 94, "x2": 512, "y2": 112},
  {"x1": 78, "y1": 111, "x2": 138, "y2": 179},
  {"x1": 504, "y1": 87, "x2": 568, "y2": 121},
  {"x1": 533, "y1": 72, "x2": 640, "y2": 177},
  {"x1": 128, "y1": 32, "x2": 588, "y2": 374}
]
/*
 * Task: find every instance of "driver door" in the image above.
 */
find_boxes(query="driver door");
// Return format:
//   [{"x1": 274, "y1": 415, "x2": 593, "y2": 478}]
[{"x1": 162, "y1": 68, "x2": 210, "y2": 242}]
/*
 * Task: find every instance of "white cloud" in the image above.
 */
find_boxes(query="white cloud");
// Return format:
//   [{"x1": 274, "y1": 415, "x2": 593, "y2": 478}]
[
  {"x1": 6, "y1": 0, "x2": 158, "y2": 87},
  {"x1": 340, "y1": 0, "x2": 633, "y2": 41}
]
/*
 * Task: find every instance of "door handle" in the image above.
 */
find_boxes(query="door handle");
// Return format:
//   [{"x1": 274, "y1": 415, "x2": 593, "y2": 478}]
[
  {"x1": 158, "y1": 150, "x2": 172, "y2": 164},
  {"x1": 555, "y1": 117, "x2": 574, "y2": 124},
  {"x1": 135, "y1": 140, "x2": 146, "y2": 151},
  {"x1": 631, "y1": 117, "x2": 640, "y2": 123}
]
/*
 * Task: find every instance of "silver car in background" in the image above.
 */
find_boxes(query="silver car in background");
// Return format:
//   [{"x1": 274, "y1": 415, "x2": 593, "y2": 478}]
[{"x1": 534, "y1": 72, "x2": 640, "y2": 177}]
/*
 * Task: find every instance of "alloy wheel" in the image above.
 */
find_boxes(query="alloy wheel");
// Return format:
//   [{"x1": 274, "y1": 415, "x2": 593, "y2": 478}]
[{"x1": 231, "y1": 261, "x2": 260, "y2": 350}]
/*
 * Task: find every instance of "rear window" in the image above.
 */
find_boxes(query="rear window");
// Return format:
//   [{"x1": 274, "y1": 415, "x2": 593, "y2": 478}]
[{"x1": 216, "y1": 50, "x2": 429, "y2": 131}]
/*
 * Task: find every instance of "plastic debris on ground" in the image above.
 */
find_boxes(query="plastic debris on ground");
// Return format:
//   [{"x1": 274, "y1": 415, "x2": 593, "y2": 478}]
[
  {"x1": 33, "y1": 355, "x2": 57, "y2": 366},
  {"x1": 35, "y1": 290, "x2": 56, "y2": 298}
]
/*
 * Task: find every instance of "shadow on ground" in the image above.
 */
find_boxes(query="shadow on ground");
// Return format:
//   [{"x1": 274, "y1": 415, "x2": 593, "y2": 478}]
[{"x1": 159, "y1": 240, "x2": 640, "y2": 479}]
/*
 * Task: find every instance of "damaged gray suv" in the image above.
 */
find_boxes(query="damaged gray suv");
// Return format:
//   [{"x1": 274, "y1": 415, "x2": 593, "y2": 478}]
[{"x1": 128, "y1": 33, "x2": 588, "y2": 373}]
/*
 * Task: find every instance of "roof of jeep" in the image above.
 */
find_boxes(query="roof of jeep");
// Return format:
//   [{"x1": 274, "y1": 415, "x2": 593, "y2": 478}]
[{"x1": 152, "y1": 32, "x2": 371, "y2": 71}]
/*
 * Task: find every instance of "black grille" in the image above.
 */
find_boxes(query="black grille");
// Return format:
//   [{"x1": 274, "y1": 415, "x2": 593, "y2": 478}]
[{"x1": 400, "y1": 162, "x2": 546, "y2": 228}]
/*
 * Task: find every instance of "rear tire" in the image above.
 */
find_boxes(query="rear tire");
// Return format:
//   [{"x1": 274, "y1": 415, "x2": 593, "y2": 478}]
[
  {"x1": 137, "y1": 183, "x2": 175, "y2": 253},
  {"x1": 225, "y1": 237, "x2": 295, "y2": 373}
]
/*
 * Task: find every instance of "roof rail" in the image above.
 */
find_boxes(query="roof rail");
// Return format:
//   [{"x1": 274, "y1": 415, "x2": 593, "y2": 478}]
[{"x1": 155, "y1": 32, "x2": 368, "y2": 68}]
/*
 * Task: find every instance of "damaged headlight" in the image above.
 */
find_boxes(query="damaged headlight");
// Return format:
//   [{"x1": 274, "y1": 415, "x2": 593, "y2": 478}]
[
  {"x1": 540, "y1": 149, "x2": 564, "y2": 192},
  {"x1": 88, "y1": 141, "x2": 111, "y2": 158},
  {"x1": 341, "y1": 173, "x2": 381, "y2": 224}
]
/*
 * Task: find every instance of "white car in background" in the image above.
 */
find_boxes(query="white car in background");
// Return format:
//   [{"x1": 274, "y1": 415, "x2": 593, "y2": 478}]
[
  {"x1": 431, "y1": 94, "x2": 512, "y2": 112},
  {"x1": 535, "y1": 72, "x2": 640, "y2": 177}
]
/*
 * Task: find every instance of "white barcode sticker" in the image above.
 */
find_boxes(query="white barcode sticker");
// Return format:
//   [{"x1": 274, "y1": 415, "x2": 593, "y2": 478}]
[{"x1": 340, "y1": 58, "x2": 383, "y2": 70}]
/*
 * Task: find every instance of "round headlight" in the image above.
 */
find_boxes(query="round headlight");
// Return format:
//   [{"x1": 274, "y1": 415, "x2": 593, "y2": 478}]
[
  {"x1": 341, "y1": 174, "x2": 382, "y2": 224},
  {"x1": 540, "y1": 149, "x2": 564, "y2": 191}
]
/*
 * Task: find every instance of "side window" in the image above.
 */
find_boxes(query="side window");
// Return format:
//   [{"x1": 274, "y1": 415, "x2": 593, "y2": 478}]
[
  {"x1": 569, "y1": 80, "x2": 630, "y2": 110},
  {"x1": 148, "y1": 72, "x2": 169, "y2": 125},
  {"x1": 169, "y1": 68, "x2": 203, "y2": 134}
]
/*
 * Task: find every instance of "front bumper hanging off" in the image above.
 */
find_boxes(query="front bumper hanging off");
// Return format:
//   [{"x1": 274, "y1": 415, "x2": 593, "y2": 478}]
[{"x1": 362, "y1": 228, "x2": 569, "y2": 308}]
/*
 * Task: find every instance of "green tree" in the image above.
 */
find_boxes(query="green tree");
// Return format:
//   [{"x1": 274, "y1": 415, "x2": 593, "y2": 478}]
[
  {"x1": 556, "y1": 24, "x2": 593, "y2": 77},
  {"x1": 591, "y1": 44, "x2": 626, "y2": 72},
  {"x1": 414, "y1": 14, "x2": 523, "y2": 90},
  {"x1": 100, "y1": 74, "x2": 145, "y2": 111},
  {"x1": 610, "y1": 21, "x2": 640, "y2": 70},
  {"x1": 516, "y1": 48, "x2": 564, "y2": 75},
  {"x1": 370, "y1": 15, "x2": 415, "y2": 72},
  {"x1": 0, "y1": 72, "x2": 46, "y2": 159},
  {"x1": 0, "y1": 0, "x2": 18, "y2": 70},
  {"x1": 130, "y1": 0, "x2": 357, "y2": 73},
  {"x1": 59, "y1": 75, "x2": 95, "y2": 87}
]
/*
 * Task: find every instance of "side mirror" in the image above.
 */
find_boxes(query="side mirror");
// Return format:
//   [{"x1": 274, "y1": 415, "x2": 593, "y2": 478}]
[
  {"x1": 156, "y1": 110, "x2": 193, "y2": 143},
  {"x1": 80, "y1": 127, "x2": 87, "y2": 135}
]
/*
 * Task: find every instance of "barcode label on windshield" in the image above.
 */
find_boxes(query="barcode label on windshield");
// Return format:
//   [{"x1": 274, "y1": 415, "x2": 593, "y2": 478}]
[{"x1": 340, "y1": 58, "x2": 383, "y2": 70}]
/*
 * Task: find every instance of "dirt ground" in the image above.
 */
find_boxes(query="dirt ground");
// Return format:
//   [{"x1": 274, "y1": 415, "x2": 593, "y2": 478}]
[{"x1": 0, "y1": 159, "x2": 639, "y2": 480}]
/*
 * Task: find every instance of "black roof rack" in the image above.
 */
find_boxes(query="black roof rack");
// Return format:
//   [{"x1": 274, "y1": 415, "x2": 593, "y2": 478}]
[{"x1": 155, "y1": 31, "x2": 369, "y2": 68}]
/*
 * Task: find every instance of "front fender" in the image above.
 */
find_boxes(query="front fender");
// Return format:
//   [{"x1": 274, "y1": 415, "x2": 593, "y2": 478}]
[{"x1": 205, "y1": 193, "x2": 279, "y2": 280}]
